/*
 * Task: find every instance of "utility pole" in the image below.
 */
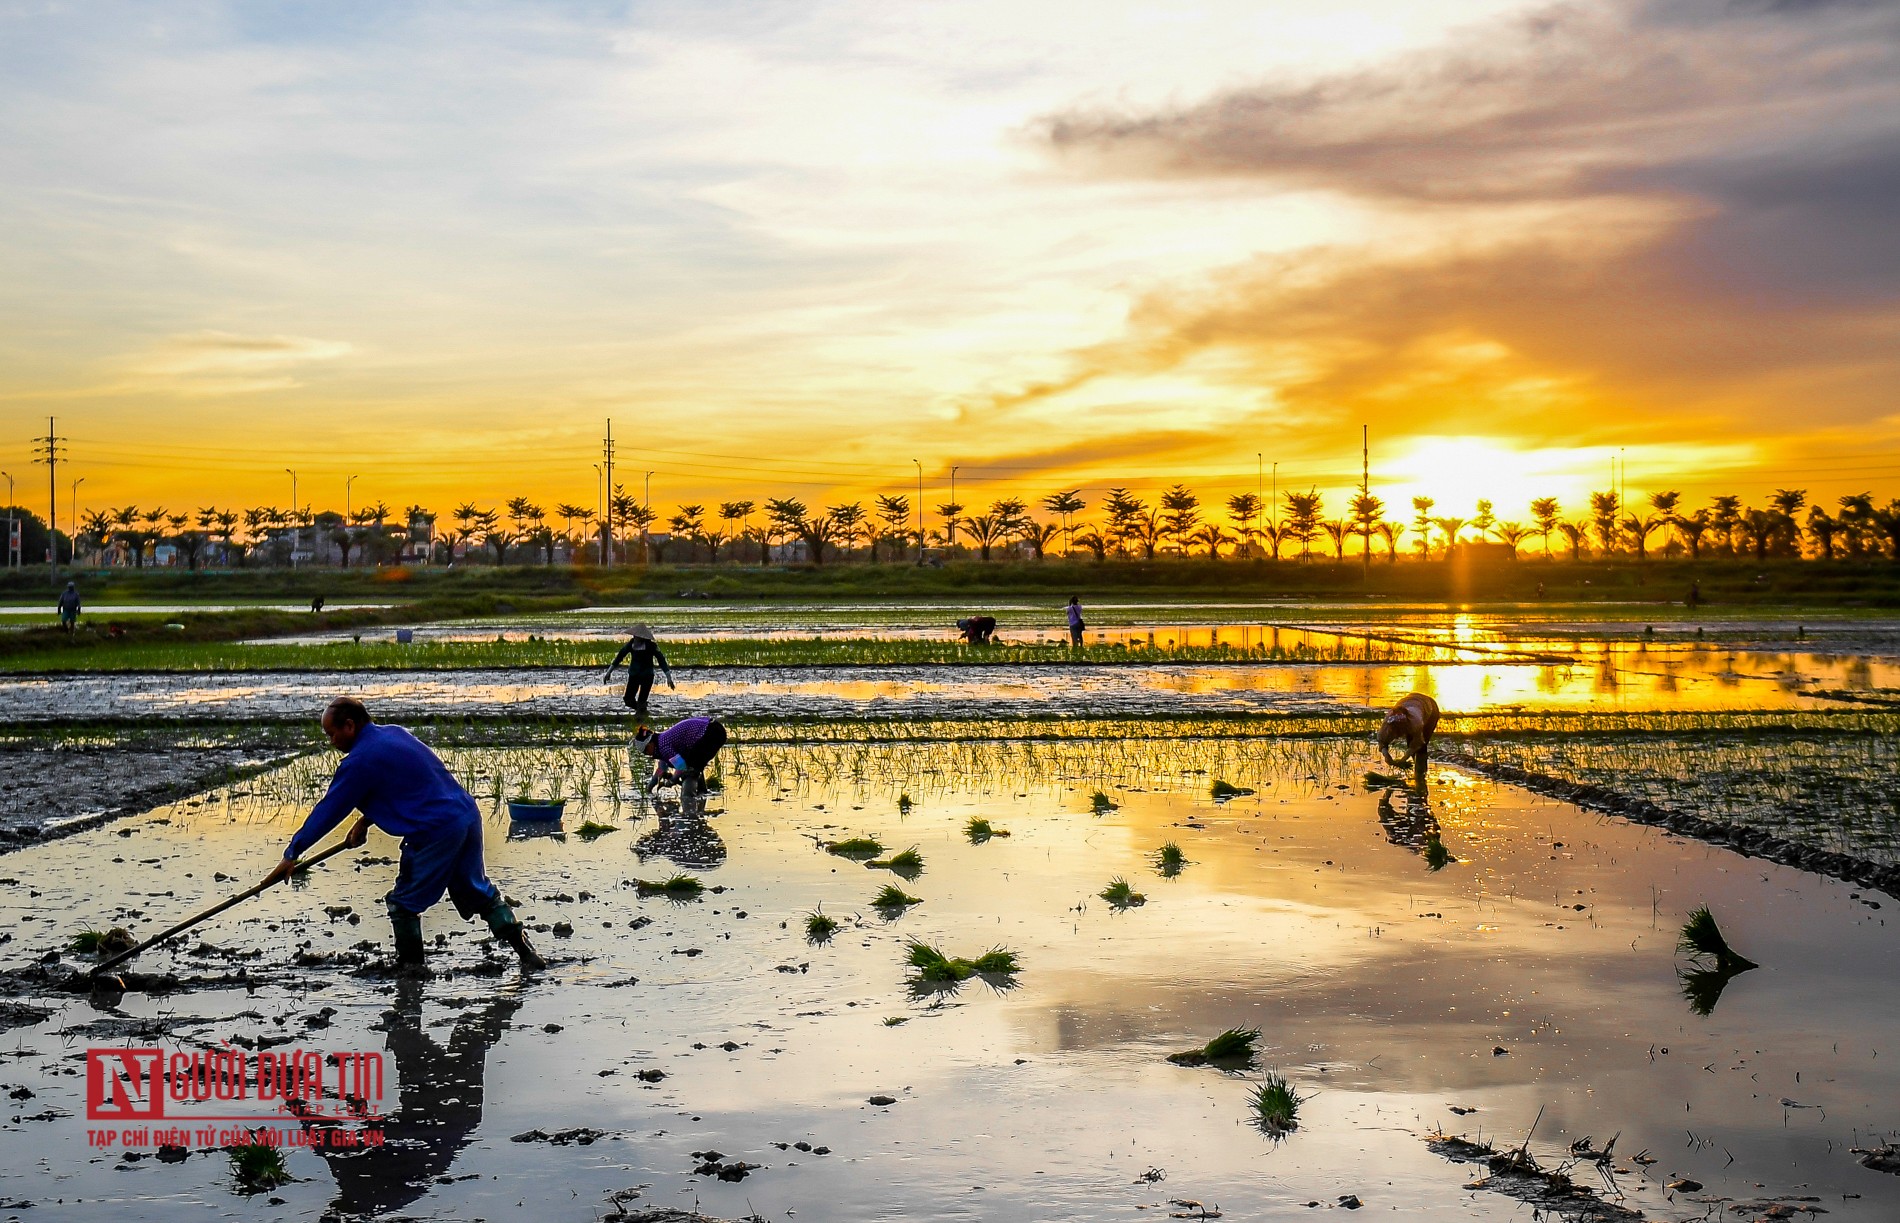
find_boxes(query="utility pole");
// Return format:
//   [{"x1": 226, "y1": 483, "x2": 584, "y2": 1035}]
[
  {"x1": 1361, "y1": 424, "x2": 1371, "y2": 577},
  {"x1": 592, "y1": 463, "x2": 602, "y2": 564},
  {"x1": 31, "y1": 416, "x2": 66, "y2": 581},
  {"x1": 601, "y1": 420, "x2": 615, "y2": 568},
  {"x1": 1256, "y1": 453, "x2": 1262, "y2": 558},
  {"x1": 643, "y1": 470, "x2": 654, "y2": 565},
  {"x1": 71, "y1": 477, "x2": 85, "y2": 566},
  {"x1": 912, "y1": 460, "x2": 923, "y2": 564},
  {"x1": 286, "y1": 469, "x2": 299, "y2": 568},
  {"x1": 1271, "y1": 461, "x2": 1278, "y2": 553},
  {"x1": 947, "y1": 464, "x2": 960, "y2": 547}
]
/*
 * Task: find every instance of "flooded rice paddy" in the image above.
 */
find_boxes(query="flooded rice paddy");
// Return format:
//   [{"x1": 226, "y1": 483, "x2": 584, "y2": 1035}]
[{"x1": 2, "y1": 738, "x2": 1896, "y2": 1221}]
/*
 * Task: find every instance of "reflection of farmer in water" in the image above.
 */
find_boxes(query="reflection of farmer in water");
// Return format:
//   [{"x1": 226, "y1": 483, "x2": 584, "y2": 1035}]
[
  {"x1": 956, "y1": 615, "x2": 997, "y2": 644},
  {"x1": 1376, "y1": 788, "x2": 1440, "y2": 850},
  {"x1": 604, "y1": 623, "x2": 673, "y2": 717},
  {"x1": 633, "y1": 784, "x2": 727, "y2": 870},
  {"x1": 264, "y1": 697, "x2": 545, "y2": 975},
  {"x1": 289, "y1": 979, "x2": 521, "y2": 1219}
]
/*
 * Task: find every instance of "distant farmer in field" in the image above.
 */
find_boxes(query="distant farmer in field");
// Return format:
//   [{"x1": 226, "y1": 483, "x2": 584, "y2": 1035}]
[
  {"x1": 1066, "y1": 596, "x2": 1084, "y2": 647},
  {"x1": 310, "y1": 595, "x2": 325, "y2": 613},
  {"x1": 57, "y1": 581, "x2": 80, "y2": 631},
  {"x1": 956, "y1": 615, "x2": 997, "y2": 645},
  {"x1": 1377, "y1": 692, "x2": 1441, "y2": 785},
  {"x1": 605, "y1": 622, "x2": 674, "y2": 717},
  {"x1": 263, "y1": 697, "x2": 545, "y2": 975},
  {"x1": 635, "y1": 715, "x2": 728, "y2": 794}
]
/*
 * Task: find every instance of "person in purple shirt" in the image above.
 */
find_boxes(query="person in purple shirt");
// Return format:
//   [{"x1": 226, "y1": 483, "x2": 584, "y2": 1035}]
[
  {"x1": 263, "y1": 697, "x2": 545, "y2": 975},
  {"x1": 1066, "y1": 595, "x2": 1084, "y2": 647},
  {"x1": 635, "y1": 715, "x2": 728, "y2": 793}
]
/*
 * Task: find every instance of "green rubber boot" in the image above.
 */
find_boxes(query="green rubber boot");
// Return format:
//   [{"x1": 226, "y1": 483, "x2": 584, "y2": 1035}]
[
  {"x1": 390, "y1": 910, "x2": 431, "y2": 978},
  {"x1": 484, "y1": 903, "x2": 547, "y2": 972}
]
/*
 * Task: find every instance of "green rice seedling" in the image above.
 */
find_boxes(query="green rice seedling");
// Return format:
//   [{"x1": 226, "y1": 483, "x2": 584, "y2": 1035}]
[
  {"x1": 1422, "y1": 833, "x2": 1453, "y2": 871},
  {"x1": 883, "y1": 1015, "x2": 909, "y2": 1026},
  {"x1": 1250, "y1": 1071, "x2": 1304, "y2": 1135},
  {"x1": 898, "y1": 793, "x2": 914, "y2": 814},
  {"x1": 966, "y1": 817, "x2": 995, "y2": 843},
  {"x1": 1169, "y1": 1026, "x2": 1260, "y2": 1067},
  {"x1": 1100, "y1": 877, "x2": 1146, "y2": 908},
  {"x1": 574, "y1": 821, "x2": 619, "y2": 842},
  {"x1": 805, "y1": 908, "x2": 841, "y2": 943},
  {"x1": 1677, "y1": 905, "x2": 1758, "y2": 972},
  {"x1": 634, "y1": 873, "x2": 704, "y2": 897},
  {"x1": 1364, "y1": 769, "x2": 1409, "y2": 788},
  {"x1": 872, "y1": 883, "x2": 922, "y2": 909},
  {"x1": 905, "y1": 940, "x2": 973, "y2": 983},
  {"x1": 969, "y1": 948, "x2": 1019, "y2": 976},
  {"x1": 826, "y1": 836, "x2": 885, "y2": 859},
  {"x1": 1154, "y1": 842, "x2": 1187, "y2": 876},
  {"x1": 69, "y1": 928, "x2": 108, "y2": 955},
  {"x1": 228, "y1": 1134, "x2": 291, "y2": 1191},
  {"x1": 1210, "y1": 779, "x2": 1256, "y2": 800},
  {"x1": 868, "y1": 846, "x2": 924, "y2": 877},
  {"x1": 1090, "y1": 790, "x2": 1119, "y2": 815}
]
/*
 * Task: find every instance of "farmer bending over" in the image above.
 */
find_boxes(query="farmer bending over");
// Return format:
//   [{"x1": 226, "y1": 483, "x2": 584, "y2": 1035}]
[
  {"x1": 636, "y1": 715, "x2": 728, "y2": 794},
  {"x1": 1377, "y1": 692, "x2": 1441, "y2": 786},
  {"x1": 956, "y1": 615, "x2": 997, "y2": 645},
  {"x1": 605, "y1": 622, "x2": 673, "y2": 717},
  {"x1": 263, "y1": 697, "x2": 545, "y2": 975}
]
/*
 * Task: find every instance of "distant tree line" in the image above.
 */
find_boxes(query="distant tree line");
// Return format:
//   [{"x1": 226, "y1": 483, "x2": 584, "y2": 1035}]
[{"x1": 36, "y1": 484, "x2": 1900, "y2": 569}]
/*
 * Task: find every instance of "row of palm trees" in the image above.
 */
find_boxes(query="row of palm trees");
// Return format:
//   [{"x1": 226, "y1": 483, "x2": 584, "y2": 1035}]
[{"x1": 70, "y1": 483, "x2": 1900, "y2": 568}]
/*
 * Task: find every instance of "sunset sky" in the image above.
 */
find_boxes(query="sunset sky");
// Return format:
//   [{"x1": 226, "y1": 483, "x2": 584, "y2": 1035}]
[{"x1": 2, "y1": 0, "x2": 1897, "y2": 528}]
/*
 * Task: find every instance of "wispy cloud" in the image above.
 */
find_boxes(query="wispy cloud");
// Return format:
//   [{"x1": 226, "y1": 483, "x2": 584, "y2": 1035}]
[{"x1": 125, "y1": 331, "x2": 354, "y2": 395}]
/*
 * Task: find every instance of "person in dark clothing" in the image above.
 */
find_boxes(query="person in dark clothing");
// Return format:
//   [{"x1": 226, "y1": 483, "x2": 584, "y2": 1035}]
[
  {"x1": 955, "y1": 615, "x2": 997, "y2": 644},
  {"x1": 605, "y1": 622, "x2": 673, "y2": 716},
  {"x1": 1377, "y1": 692, "x2": 1441, "y2": 786},
  {"x1": 263, "y1": 697, "x2": 544, "y2": 975},
  {"x1": 57, "y1": 582, "x2": 80, "y2": 632},
  {"x1": 1066, "y1": 596, "x2": 1084, "y2": 647},
  {"x1": 635, "y1": 716, "x2": 727, "y2": 793}
]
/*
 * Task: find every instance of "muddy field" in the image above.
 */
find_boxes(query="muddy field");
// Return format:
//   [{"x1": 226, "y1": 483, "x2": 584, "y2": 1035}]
[{"x1": 2, "y1": 740, "x2": 1897, "y2": 1221}]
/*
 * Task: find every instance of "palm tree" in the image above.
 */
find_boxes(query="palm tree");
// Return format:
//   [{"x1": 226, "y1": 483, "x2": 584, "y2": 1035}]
[
  {"x1": 1349, "y1": 491, "x2": 1384, "y2": 567},
  {"x1": 1469, "y1": 499, "x2": 1496, "y2": 541},
  {"x1": 1321, "y1": 519, "x2": 1351, "y2": 561},
  {"x1": 1019, "y1": 519, "x2": 1061, "y2": 560},
  {"x1": 1873, "y1": 500, "x2": 1900, "y2": 560},
  {"x1": 719, "y1": 501, "x2": 755, "y2": 562},
  {"x1": 1738, "y1": 507, "x2": 1779, "y2": 559},
  {"x1": 1375, "y1": 520, "x2": 1406, "y2": 562},
  {"x1": 1101, "y1": 488, "x2": 1146, "y2": 557},
  {"x1": 1072, "y1": 527, "x2": 1109, "y2": 562},
  {"x1": 1806, "y1": 505, "x2": 1839, "y2": 559},
  {"x1": 1410, "y1": 497, "x2": 1435, "y2": 559},
  {"x1": 764, "y1": 497, "x2": 807, "y2": 562},
  {"x1": 1709, "y1": 495, "x2": 1742, "y2": 554},
  {"x1": 1589, "y1": 492, "x2": 1620, "y2": 555},
  {"x1": 1041, "y1": 489, "x2": 1086, "y2": 554},
  {"x1": 935, "y1": 501, "x2": 965, "y2": 550},
  {"x1": 1621, "y1": 511, "x2": 1661, "y2": 560},
  {"x1": 1557, "y1": 520, "x2": 1589, "y2": 560},
  {"x1": 1674, "y1": 509, "x2": 1711, "y2": 559},
  {"x1": 666, "y1": 504, "x2": 706, "y2": 564},
  {"x1": 1838, "y1": 493, "x2": 1876, "y2": 558},
  {"x1": 1433, "y1": 517, "x2": 1466, "y2": 557},
  {"x1": 1530, "y1": 497, "x2": 1560, "y2": 558},
  {"x1": 79, "y1": 509, "x2": 114, "y2": 565},
  {"x1": 1124, "y1": 509, "x2": 1164, "y2": 561},
  {"x1": 450, "y1": 503, "x2": 485, "y2": 562},
  {"x1": 959, "y1": 513, "x2": 1009, "y2": 561},
  {"x1": 797, "y1": 509, "x2": 839, "y2": 566},
  {"x1": 870, "y1": 494, "x2": 910, "y2": 562},
  {"x1": 1188, "y1": 523, "x2": 1231, "y2": 559},
  {"x1": 1494, "y1": 522, "x2": 1533, "y2": 559},
  {"x1": 1225, "y1": 492, "x2": 1261, "y2": 558},
  {"x1": 1159, "y1": 484, "x2": 1200, "y2": 553},
  {"x1": 1283, "y1": 490, "x2": 1323, "y2": 560},
  {"x1": 826, "y1": 502, "x2": 867, "y2": 562}
]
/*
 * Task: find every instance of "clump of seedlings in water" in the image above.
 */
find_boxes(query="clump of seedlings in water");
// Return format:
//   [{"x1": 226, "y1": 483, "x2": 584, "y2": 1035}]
[
  {"x1": 633, "y1": 873, "x2": 704, "y2": 897},
  {"x1": 905, "y1": 940, "x2": 1020, "y2": 984},
  {"x1": 965, "y1": 817, "x2": 1011, "y2": 843},
  {"x1": 826, "y1": 836, "x2": 885, "y2": 859},
  {"x1": 1154, "y1": 842, "x2": 1187, "y2": 876},
  {"x1": 1100, "y1": 876, "x2": 1146, "y2": 908},
  {"x1": 1423, "y1": 833, "x2": 1454, "y2": 871},
  {"x1": 1169, "y1": 1026, "x2": 1260, "y2": 1067},
  {"x1": 228, "y1": 1133, "x2": 291, "y2": 1191},
  {"x1": 805, "y1": 908, "x2": 841, "y2": 943},
  {"x1": 1677, "y1": 904, "x2": 1758, "y2": 973},
  {"x1": 1210, "y1": 779, "x2": 1256, "y2": 800},
  {"x1": 1090, "y1": 790, "x2": 1119, "y2": 815},
  {"x1": 867, "y1": 846, "x2": 924, "y2": 876},
  {"x1": 70, "y1": 928, "x2": 110, "y2": 955},
  {"x1": 1250, "y1": 1071, "x2": 1306, "y2": 1135},
  {"x1": 575, "y1": 820, "x2": 619, "y2": 842},
  {"x1": 883, "y1": 1016, "x2": 908, "y2": 1026},
  {"x1": 872, "y1": 884, "x2": 922, "y2": 910},
  {"x1": 897, "y1": 793, "x2": 914, "y2": 814}
]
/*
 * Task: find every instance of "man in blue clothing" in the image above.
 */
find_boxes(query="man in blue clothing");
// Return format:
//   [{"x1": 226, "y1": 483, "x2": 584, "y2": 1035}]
[
  {"x1": 263, "y1": 697, "x2": 545, "y2": 974},
  {"x1": 604, "y1": 623, "x2": 673, "y2": 717}
]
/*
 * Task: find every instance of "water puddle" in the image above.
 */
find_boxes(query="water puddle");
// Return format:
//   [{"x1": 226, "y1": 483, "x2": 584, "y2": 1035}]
[{"x1": 2, "y1": 738, "x2": 1895, "y2": 1220}]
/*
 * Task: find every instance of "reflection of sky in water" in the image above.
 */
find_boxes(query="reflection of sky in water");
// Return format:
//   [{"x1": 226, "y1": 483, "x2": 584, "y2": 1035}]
[{"x1": 3, "y1": 740, "x2": 1895, "y2": 1220}]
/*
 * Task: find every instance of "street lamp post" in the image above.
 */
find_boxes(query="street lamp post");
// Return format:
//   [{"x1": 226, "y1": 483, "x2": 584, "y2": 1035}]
[
  {"x1": 346, "y1": 474, "x2": 359, "y2": 519},
  {"x1": 592, "y1": 463, "x2": 602, "y2": 565},
  {"x1": 285, "y1": 469, "x2": 299, "y2": 568},
  {"x1": 70, "y1": 477, "x2": 85, "y2": 566},
  {"x1": 643, "y1": 470, "x2": 654, "y2": 565},
  {"x1": 947, "y1": 464, "x2": 960, "y2": 547},
  {"x1": 912, "y1": 460, "x2": 923, "y2": 564},
  {"x1": 2, "y1": 470, "x2": 14, "y2": 569}
]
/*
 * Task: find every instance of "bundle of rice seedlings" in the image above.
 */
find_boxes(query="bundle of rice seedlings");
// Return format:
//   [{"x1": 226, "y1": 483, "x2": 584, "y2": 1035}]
[
  {"x1": 905, "y1": 940, "x2": 973, "y2": 983},
  {"x1": 897, "y1": 793, "x2": 914, "y2": 814},
  {"x1": 826, "y1": 836, "x2": 885, "y2": 859},
  {"x1": 1090, "y1": 790, "x2": 1119, "y2": 815},
  {"x1": 1154, "y1": 842, "x2": 1187, "y2": 876},
  {"x1": 1423, "y1": 834, "x2": 1454, "y2": 871},
  {"x1": 1250, "y1": 1071, "x2": 1305, "y2": 1135},
  {"x1": 1677, "y1": 905, "x2": 1758, "y2": 973},
  {"x1": 867, "y1": 847, "x2": 924, "y2": 877},
  {"x1": 633, "y1": 874, "x2": 703, "y2": 897},
  {"x1": 228, "y1": 1134, "x2": 291, "y2": 1191},
  {"x1": 805, "y1": 908, "x2": 841, "y2": 943},
  {"x1": 965, "y1": 817, "x2": 1011, "y2": 843},
  {"x1": 575, "y1": 821, "x2": 619, "y2": 842},
  {"x1": 1100, "y1": 877, "x2": 1146, "y2": 908},
  {"x1": 1169, "y1": 1026, "x2": 1261, "y2": 1066},
  {"x1": 969, "y1": 948, "x2": 1019, "y2": 975},
  {"x1": 1210, "y1": 779, "x2": 1256, "y2": 800},
  {"x1": 70, "y1": 928, "x2": 109, "y2": 955},
  {"x1": 872, "y1": 884, "x2": 922, "y2": 909}
]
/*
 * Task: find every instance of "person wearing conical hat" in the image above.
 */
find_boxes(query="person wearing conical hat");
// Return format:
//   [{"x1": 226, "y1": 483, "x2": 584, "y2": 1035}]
[{"x1": 605, "y1": 622, "x2": 673, "y2": 718}]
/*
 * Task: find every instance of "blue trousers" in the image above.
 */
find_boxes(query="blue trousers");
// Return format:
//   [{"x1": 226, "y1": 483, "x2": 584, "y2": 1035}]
[{"x1": 386, "y1": 812, "x2": 502, "y2": 920}]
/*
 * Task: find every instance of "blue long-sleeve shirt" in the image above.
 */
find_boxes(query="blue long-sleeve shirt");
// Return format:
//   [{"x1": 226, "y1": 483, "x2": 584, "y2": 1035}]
[
  {"x1": 607, "y1": 636, "x2": 670, "y2": 681},
  {"x1": 285, "y1": 722, "x2": 480, "y2": 859}
]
